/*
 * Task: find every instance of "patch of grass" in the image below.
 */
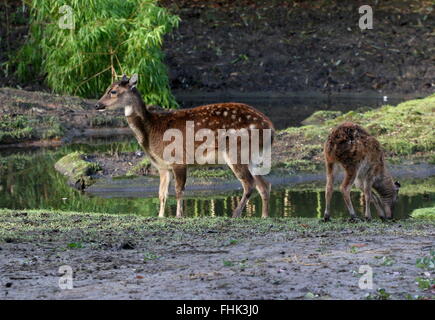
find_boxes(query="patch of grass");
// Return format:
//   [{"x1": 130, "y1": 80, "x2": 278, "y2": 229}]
[
  {"x1": 366, "y1": 288, "x2": 391, "y2": 300},
  {"x1": 222, "y1": 260, "x2": 235, "y2": 267},
  {"x1": 67, "y1": 242, "x2": 84, "y2": 249},
  {"x1": 301, "y1": 110, "x2": 342, "y2": 126},
  {"x1": 54, "y1": 152, "x2": 101, "y2": 187},
  {"x1": 0, "y1": 209, "x2": 434, "y2": 245},
  {"x1": 143, "y1": 252, "x2": 159, "y2": 262},
  {"x1": 411, "y1": 207, "x2": 435, "y2": 220},
  {"x1": 126, "y1": 158, "x2": 152, "y2": 176},
  {"x1": 415, "y1": 277, "x2": 434, "y2": 290},
  {"x1": 416, "y1": 250, "x2": 435, "y2": 270},
  {"x1": 226, "y1": 239, "x2": 239, "y2": 246},
  {"x1": 189, "y1": 167, "x2": 234, "y2": 180},
  {"x1": 0, "y1": 114, "x2": 64, "y2": 144},
  {"x1": 376, "y1": 256, "x2": 396, "y2": 266},
  {"x1": 89, "y1": 115, "x2": 128, "y2": 128},
  {"x1": 414, "y1": 251, "x2": 434, "y2": 294},
  {"x1": 277, "y1": 159, "x2": 320, "y2": 172},
  {"x1": 0, "y1": 115, "x2": 35, "y2": 143}
]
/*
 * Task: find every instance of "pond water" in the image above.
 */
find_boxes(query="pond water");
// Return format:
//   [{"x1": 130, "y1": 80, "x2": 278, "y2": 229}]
[
  {"x1": 0, "y1": 141, "x2": 433, "y2": 219},
  {"x1": 0, "y1": 94, "x2": 431, "y2": 219}
]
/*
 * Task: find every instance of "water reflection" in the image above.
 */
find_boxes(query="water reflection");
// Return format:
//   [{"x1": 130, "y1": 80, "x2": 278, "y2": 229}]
[{"x1": 0, "y1": 143, "x2": 433, "y2": 219}]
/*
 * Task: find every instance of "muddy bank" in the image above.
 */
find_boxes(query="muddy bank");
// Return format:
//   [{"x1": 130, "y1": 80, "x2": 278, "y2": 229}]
[
  {"x1": 0, "y1": 210, "x2": 433, "y2": 300},
  {"x1": 0, "y1": 87, "x2": 130, "y2": 147}
]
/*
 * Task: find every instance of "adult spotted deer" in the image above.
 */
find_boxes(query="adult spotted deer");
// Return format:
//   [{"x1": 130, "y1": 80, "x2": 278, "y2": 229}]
[
  {"x1": 95, "y1": 74, "x2": 274, "y2": 218},
  {"x1": 323, "y1": 122, "x2": 400, "y2": 221}
]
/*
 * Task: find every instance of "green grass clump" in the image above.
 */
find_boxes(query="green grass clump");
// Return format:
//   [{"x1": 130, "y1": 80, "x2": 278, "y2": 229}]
[
  {"x1": 411, "y1": 207, "x2": 435, "y2": 220},
  {"x1": 126, "y1": 158, "x2": 152, "y2": 176},
  {"x1": 302, "y1": 110, "x2": 342, "y2": 125},
  {"x1": 54, "y1": 152, "x2": 101, "y2": 186},
  {"x1": 0, "y1": 115, "x2": 35, "y2": 143},
  {"x1": 189, "y1": 167, "x2": 233, "y2": 180},
  {"x1": 0, "y1": 114, "x2": 64, "y2": 144}
]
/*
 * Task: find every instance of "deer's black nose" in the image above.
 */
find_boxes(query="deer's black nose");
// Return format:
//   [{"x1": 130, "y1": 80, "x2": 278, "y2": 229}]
[{"x1": 95, "y1": 103, "x2": 105, "y2": 110}]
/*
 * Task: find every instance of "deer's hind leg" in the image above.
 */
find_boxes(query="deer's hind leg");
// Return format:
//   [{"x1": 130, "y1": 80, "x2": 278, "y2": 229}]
[
  {"x1": 227, "y1": 163, "x2": 255, "y2": 218},
  {"x1": 158, "y1": 169, "x2": 171, "y2": 218},
  {"x1": 340, "y1": 165, "x2": 358, "y2": 221},
  {"x1": 253, "y1": 175, "x2": 271, "y2": 218},
  {"x1": 172, "y1": 165, "x2": 187, "y2": 218}
]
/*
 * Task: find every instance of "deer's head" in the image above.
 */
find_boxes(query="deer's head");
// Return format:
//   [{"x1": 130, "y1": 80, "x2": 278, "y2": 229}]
[
  {"x1": 95, "y1": 74, "x2": 142, "y2": 117},
  {"x1": 374, "y1": 178, "x2": 401, "y2": 219}
]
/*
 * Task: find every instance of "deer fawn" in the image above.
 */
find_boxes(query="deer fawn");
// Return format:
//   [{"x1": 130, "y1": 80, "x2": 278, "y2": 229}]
[
  {"x1": 95, "y1": 74, "x2": 274, "y2": 218},
  {"x1": 323, "y1": 122, "x2": 400, "y2": 221}
]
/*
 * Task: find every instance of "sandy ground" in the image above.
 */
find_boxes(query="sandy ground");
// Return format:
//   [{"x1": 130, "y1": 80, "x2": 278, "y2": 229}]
[{"x1": 0, "y1": 211, "x2": 433, "y2": 300}]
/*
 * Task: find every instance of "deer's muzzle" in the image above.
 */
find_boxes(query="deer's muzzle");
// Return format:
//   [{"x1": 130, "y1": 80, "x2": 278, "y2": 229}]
[{"x1": 95, "y1": 103, "x2": 106, "y2": 110}]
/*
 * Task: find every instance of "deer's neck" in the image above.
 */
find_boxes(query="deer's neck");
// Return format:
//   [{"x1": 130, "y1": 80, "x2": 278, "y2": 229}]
[{"x1": 125, "y1": 92, "x2": 152, "y2": 151}]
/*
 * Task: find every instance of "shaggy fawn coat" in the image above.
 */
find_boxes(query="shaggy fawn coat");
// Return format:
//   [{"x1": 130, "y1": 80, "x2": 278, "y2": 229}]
[{"x1": 323, "y1": 122, "x2": 400, "y2": 221}]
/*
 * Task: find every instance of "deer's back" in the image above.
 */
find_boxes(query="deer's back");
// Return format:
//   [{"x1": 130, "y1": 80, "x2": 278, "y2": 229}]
[
  {"x1": 324, "y1": 122, "x2": 384, "y2": 167},
  {"x1": 145, "y1": 102, "x2": 275, "y2": 167},
  {"x1": 153, "y1": 102, "x2": 274, "y2": 132}
]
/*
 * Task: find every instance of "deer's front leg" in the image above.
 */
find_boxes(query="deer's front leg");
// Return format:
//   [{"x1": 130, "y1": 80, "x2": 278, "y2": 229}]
[
  {"x1": 371, "y1": 192, "x2": 385, "y2": 220},
  {"x1": 158, "y1": 169, "x2": 171, "y2": 218},
  {"x1": 172, "y1": 165, "x2": 187, "y2": 218}
]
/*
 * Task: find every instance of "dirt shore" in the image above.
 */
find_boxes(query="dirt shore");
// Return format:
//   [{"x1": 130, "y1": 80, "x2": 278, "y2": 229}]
[{"x1": 0, "y1": 210, "x2": 433, "y2": 300}]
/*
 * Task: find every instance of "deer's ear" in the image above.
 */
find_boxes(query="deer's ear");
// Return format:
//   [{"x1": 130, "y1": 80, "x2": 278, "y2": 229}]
[
  {"x1": 129, "y1": 74, "x2": 138, "y2": 88},
  {"x1": 394, "y1": 181, "x2": 401, "y2": 189},
  {"x1": 120, "y1": 74, "x2": 129, "y2": 85}
]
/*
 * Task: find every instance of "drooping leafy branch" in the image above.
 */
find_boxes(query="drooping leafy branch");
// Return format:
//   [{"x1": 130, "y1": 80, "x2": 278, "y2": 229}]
[{"x1": 16, "y1": 0, "x2": 180, "y2": 107}]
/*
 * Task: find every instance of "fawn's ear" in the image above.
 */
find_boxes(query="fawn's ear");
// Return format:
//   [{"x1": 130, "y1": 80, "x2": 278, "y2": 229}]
[
  {"x1": 394, "y1": 181, "x2": 401, "y2": 189},
  {"x1": 129, "y1": 74, "x2": 138, "y2": 88},
  {"x1": 120, "y1": 74, "x2": 129, "y2": 85}
]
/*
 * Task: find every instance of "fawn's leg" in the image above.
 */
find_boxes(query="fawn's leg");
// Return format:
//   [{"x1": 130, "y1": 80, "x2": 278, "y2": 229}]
[
  {"x1": 158, "y1": 169, "x2": 171, "y2": 218},
  {"x1": 340, "y1": 166, "x2": 358, "y2": 220},
  {"x1": 172, "y1": 165, "x2": 187, "y2": 218},
  {"x1": 362, "y1": 179, "x2": 373, "y2": 221},
  {"x1": 371, "y1": 191, "x2": 386, "y2": 219},
  {"x1": 227, "y1": 163, "x2": 255, "y2": 218},
  {"x1": 323, "y1": 161, "x2": 335, "y2": 221},
  {"x1": 253, "y1": 175, "x2": 271, "y2": 218}
]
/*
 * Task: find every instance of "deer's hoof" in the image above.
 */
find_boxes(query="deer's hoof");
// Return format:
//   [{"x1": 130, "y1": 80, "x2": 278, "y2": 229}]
[
  {"x1": 322, "y1": 216, "x2": 331, "y2": 223},
  {"x1": 347, "y1": 216, "x2": 360, "y2": 223},
  {"x1": 364, "y1": 217, "x2": 372, "y2": 222}
]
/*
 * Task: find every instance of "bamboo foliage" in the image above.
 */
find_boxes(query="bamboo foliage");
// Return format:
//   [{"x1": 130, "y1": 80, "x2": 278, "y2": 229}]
[{"x1": 16, "y1": 0, "x2": 180, "y2": 107}]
